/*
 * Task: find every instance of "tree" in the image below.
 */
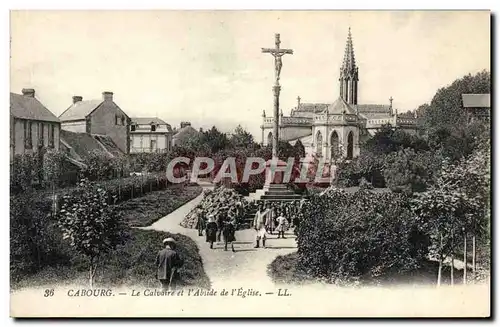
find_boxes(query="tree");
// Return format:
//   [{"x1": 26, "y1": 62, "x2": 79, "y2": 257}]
[
  {"x1": 58, "y1": 179, "x2": 127, "y2": 287},
  {"x1": 422, "y1": 70, "x2": 490, "y2": 132},
  {"x1": 410, "y1": 150, "x2": 489, "y2": 286},
  {"x1": 293, "y1": 139, "x2": 306, "y2": 158},
  {"x1": 230, "y1": 125, "x2": 254, "y2": 148},
  {"x1": 203, "y1": 126, "x2": 229, "y2": 154}
]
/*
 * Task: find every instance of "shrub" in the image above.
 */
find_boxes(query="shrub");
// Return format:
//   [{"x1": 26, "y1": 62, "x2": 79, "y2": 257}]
[
  {"x1": 267, "y1": 252, "x2": 311, "y2": 285},
  {"x1": 383, "y1": 148, "x2": 442, "y2": 194},
  {"x1": 297, "y1": 189, "x2": 430, "y2": 284},
  {"x1": 10, "y1": 192, "x2": 71, "y2": 281}
]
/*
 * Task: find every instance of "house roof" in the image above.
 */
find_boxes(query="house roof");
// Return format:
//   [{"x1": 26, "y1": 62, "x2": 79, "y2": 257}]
[
  {"x1": 131, "y1": 117, "x2": 173, "y2": 133},
  {"x1": 131, "y1": 117, "x2": 168, "y2": 125},
  {"x1": 462, "y1": 94, "x2": 490, "y2": 108},
  {"x1": 58, "y1": 100, "x2": 103, "y2": 121},
  {"x1": 324, "y1": 97, "x2": 357, "y2": 115},
  {"x1": 60, "y1": 130, "x2": 123, "y2": 161},
  {"x1": 173, "y1": 125, "x2": 200, "y2": 138},
  {"x1": 10, "y1": 92, "x2": 60, "y2": 123}
]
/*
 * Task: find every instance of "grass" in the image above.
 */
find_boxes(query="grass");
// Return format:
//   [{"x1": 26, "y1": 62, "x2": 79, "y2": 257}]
[
  {"x1": 115, "y1": 184, "x2": 202, "y2": 227},
  {"x1": 12, "y1": 229, "x2": 211, "y2": 290},
  {"x1": 267, "y1": 251, "x2": 486, "y2": 287}
]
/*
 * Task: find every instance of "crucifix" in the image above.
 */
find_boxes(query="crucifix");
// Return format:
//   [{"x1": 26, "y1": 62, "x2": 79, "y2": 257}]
[{"x1": 261, "y1": 33, "x2": 294, "y2": 159}]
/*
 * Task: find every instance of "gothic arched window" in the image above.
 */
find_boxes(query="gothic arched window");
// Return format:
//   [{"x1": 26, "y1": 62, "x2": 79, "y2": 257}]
[
  {"x1": 347, "y1": 131, "x2": 354, "y2": 160},
  {"x1": 267, "y1": 132, "x2": 273, "y2": 146},
  {"x1": 330, "y1": 131, "x2": 339, "y2": 159},
  {"x1": 316, "y1": 131, "x2": 323, "y2": 157}
]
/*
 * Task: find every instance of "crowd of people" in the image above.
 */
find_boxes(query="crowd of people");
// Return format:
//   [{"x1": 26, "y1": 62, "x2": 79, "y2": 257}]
[{"x1": 251, "y1": 200, "x2": 305, "y2": 248}]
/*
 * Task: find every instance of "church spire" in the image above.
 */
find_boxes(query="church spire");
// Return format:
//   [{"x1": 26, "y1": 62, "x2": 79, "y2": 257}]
[
  {"x1": 339, "y1": 27, "x2": 359, "y2": 105},
  {"x1": 342, "y1": 27, "x2": 356, "y2": 72}
]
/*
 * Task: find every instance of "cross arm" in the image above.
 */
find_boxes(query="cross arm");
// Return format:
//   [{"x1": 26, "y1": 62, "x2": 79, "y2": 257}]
[{"x1": 261, "y1": 48, "x2": 294, "y2": 55}]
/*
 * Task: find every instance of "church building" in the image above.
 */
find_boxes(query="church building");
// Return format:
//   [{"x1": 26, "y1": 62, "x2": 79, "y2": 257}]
[{"x1": 260, "y1": 28, "x2": 418, "y2": 162}]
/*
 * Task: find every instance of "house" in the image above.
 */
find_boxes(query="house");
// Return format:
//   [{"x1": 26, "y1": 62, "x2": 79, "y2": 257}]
[
  {"x1": 130, "y1": 117, "x2": 173, "y2": 153},
  {"x1": 10, "y1": 88, "x2": 61, "y2": 160},
  {"x1": 172, "y1": 122, "x2": 202, "y2": 147},
  {"x1": 58, "y1": 91, "x2": 131, "y2": 153},
  {"x1": 462, "y1": 94, "x2": 490, "y2": 121}
]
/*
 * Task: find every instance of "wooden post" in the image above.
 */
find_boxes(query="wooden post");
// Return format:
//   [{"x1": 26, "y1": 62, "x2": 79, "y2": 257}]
[{"x1": 463, "y1": 231, "x2": 467, "y2": 284}]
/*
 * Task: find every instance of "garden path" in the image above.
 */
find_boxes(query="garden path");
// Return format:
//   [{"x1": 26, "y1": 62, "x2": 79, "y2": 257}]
[{"x1": 143, "y1": 182, "x2": 298, "y2": 289}]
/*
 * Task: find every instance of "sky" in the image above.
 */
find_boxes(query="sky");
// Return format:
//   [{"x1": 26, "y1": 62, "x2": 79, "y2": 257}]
[{"x1": 10, "y1": 10, "x2": 490, "y2": 139}]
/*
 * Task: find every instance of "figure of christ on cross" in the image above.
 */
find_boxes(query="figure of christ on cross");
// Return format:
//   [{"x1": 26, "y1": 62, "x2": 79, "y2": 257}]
[{"x1": 261, "y1": 34, "x2": 293, "y2": 84}]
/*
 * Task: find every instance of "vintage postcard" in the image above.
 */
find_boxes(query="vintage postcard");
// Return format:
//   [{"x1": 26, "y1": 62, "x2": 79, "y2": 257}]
[{"x1": 9, "y1": 10, "x2": 491, "y2": 317}]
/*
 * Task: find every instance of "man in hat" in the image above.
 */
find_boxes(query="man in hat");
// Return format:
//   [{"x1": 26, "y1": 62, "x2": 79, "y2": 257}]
[{"x1": 156, "y1": 237, "x2": 184, "y2": 290}]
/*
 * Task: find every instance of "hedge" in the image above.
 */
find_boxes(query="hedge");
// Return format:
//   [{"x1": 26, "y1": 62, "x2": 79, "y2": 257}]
[{"x1": 296, "y1": 188, "x2": 430, "y2": 284}]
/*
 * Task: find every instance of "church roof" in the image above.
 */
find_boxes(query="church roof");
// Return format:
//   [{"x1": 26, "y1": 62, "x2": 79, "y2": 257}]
[
  {"x1": 354, "y1": 104, "x2": 391, "y2": 113},
  {"x1": 291, "y1": 103, "x2": 329, "y2": 115},
  {"x1": 323, "y1": 97, "x2": 357, "y2": 115}
]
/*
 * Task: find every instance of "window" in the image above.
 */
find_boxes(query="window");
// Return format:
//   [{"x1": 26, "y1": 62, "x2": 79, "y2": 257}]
[
  {"x1": 131, "y1": 124, "x2": 136, "y2": 132},
  {"x1": 151, "y1": 124, "x2": 156, "y2": 132},
  {"x1": 39, "y1": 123, "x2": 45, "y2": 147},
  {"x1": 49, "y1": 124, "x2": 55, "y2": 148},
  {"x1": 150, "y1": 139, "x2": 157, "y2": 151},
  {"x1": 121, "y1": 116, "x2": 125, "y2": 125},
  {"x1": 24, "y1": 121, "x2": 32, "y2": 149}
]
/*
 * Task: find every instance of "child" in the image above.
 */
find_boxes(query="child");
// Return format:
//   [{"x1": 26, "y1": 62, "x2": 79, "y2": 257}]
[{"x1": 275, "y1": 211, "x2": 289, "y2": 239}]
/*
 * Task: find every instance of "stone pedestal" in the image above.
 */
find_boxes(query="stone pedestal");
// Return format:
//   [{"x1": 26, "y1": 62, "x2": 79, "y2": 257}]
[{"x1": 263, "y1": 158, "x2": 288, "y2": 190}]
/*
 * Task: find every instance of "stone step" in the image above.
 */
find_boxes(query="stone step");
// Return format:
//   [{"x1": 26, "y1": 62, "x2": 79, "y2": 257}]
[
  {"x1": 261, "y1": 191, "x2": 296, "y2": 197},
  {"x1": 267, "y1": 184, "x2": 288, "y2": 189},
  {"x1": 265, "y1": 189, "x2": 295, "y2": 194},
  {"x1": 261, "y1": 193, "x2": 303, "y2": 199}
]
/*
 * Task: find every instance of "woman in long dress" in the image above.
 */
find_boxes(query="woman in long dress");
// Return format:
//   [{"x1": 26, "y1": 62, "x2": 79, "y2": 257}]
[{"x1": 205, "y1": 215, "x2": 218, "y2": 249}]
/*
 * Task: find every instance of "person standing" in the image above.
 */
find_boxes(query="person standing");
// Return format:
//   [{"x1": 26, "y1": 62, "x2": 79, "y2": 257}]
[
  {"x1": 253, "y1": 204, "x2": 269, "y2": 248},
  {"x1": 205, "y1": 215, "x2": 218, "y2": 249},
  {"x1": 222, "y1": 217, "x2": 237, "y2": 252},
  {"x1": 264, "y1": 202, "x2": 275, "y2": 234},
  {"x1": 156, "y1": 237, "x2": 184, "y2": 290},
  {"x1": 196, "y1": 208, "x2": 206, "y2": 237},
  {"x1": 276, "y1": 211, "x2": 289, "y2": 239},
  {"x1": 216, "y1": 211, "x2": 225, "y2": 243}
]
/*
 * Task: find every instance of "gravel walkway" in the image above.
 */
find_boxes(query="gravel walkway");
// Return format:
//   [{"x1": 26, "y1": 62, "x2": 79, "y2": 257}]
[{"x1": 142, "y1": 183, "x2": 298, "y2": 289}]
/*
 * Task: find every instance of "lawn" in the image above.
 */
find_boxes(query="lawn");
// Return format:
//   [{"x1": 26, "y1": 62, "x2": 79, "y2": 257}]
[
  {"x1": 115, "y1": 184, "x2": 202, "y2": 227},
  {"x1": 12, "y1": 229, "x2": 211, "y2": 290}
]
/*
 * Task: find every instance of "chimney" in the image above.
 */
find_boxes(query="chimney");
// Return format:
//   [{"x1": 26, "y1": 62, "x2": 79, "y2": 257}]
[
  {"x1": 180, "y1": 121, "x2": 191, "y2": 129},
  {"x1": 72, "y1": 96, "x2": 83, "y2": 104},
  {"x1": 102, "y1": 91, "x2": 113, "y2": 102},
  {"x1": 22, "y1": 88, "x2": 35, "y2": 98}
]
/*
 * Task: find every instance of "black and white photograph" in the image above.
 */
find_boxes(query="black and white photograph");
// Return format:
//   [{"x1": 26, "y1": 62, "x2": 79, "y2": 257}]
[{"x1": 8, "y1": 9, "x2": 491, "y2": 317}]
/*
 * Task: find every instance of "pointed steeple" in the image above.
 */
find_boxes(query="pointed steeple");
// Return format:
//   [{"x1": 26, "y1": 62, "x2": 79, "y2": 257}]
[
  {"x1": 339, "y1": 27, "x2": 359, "y2": 105},
  {"x1": 341, "y1": 27, "x2": 356, "y2": 73}
]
